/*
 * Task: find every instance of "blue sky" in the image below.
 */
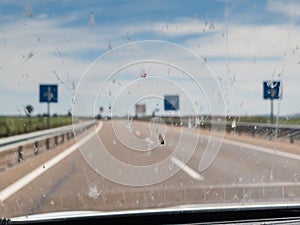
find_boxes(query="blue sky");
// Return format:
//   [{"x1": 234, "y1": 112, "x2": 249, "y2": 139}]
[{"x1": 0, "y1": 0, "x2": 300, "y2": 117}]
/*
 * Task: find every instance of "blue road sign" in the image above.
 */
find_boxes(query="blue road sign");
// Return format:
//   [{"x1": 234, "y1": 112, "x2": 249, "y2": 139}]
[
  {"x1": 263, "y1": 81, "x2": 281, "y2": 100},
  {"x1": 164, "y1": 95, "x2": 179, "y2": 111},
  {"x1": 39, "y1": 84, "x2": 58, "y2": 103}
]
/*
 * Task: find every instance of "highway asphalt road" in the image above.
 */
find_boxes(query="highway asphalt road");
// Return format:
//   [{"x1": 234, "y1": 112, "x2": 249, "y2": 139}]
[{"x1": 1, "y1": 120, "x2": 300, "y2": 217}]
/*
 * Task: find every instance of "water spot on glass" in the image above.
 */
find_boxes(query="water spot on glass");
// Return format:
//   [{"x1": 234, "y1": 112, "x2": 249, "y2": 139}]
[
  {"x1": 36, "y1": 34, "x2": 40, "y2": 42},
  {"x1": 50, "y1": 200, "x2": 55, "y2": 205},
  {"x1": 88, "y1": 183, "x2": 101, "y2": 198},
  {"x1": 231, "y1": 119, "x2": 236, "y2": 128},
  {"x1": 25, "y1": 0, "x2": 33, "y2": 17},
  {"x1": 283, "y1": 160, "x2": 288, "y2": 169},
  {"x1": 117, "y1": 200, "x2": 123, "y2": 206},
  {"x1": 233, "y1": 194, "x2": 239, "y2": 200},
  {"x1": 23, "y1": 51, "x2": 35, "y2": 62},
  {"x1": 288, "y1": 192, "x2": 296, "y2": 197},
  {"x1": 112, "y1": 138, "x2": 117, "y2": 145},
  {"x1": 89, "y1": 12, "x2": 96, "y2": 27},
  {"x1": 209, "y1": 21, "x2": 215, "y2": 30},
  {"x1": 243, "y1": 192, "x2": 249, "y2": 200},
  {"x1": 126, "y1": 119, "x2": 133, "y2": 132},
  {"x1": 144, "y1": 151, "x2": 151, "y2": 157},
  {"x1": 188, "y1": 117, "x2": 192, "y2": 128},
  {"x1": 108, "y1": 43, "x2": 112, "y2": 51},
  {"x1": 293, "y1": 173, "x2": 298, "y2": 181},
  {"x1": 139, "y1": 67, "x2": 147, "y2": 78}
]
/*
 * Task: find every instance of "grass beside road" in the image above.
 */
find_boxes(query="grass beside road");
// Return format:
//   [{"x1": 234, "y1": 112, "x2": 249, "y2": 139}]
[{"x1": 0, "y1": 116, "x2": 72, "y2": 137}]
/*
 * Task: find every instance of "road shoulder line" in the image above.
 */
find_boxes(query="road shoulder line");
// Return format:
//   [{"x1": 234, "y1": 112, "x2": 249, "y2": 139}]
[
  {"x1": 221, "y1": 138, "x2": 300, "y2": 161},
  {"x1": 0, "y1": 122, "x2": 102, "y2": 203}
]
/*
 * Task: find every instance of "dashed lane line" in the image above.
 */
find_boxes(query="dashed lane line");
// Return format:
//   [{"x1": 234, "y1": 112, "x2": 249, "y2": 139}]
[{"x1": 171, "y1": 157, "x2": 204, "y2": 181}]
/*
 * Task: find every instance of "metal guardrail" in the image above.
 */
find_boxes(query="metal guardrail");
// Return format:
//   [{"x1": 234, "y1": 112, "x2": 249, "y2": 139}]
[
  {"x1": 0, "y1": 120, "x2": 95, "y2": 152},
  {"x1": 158, "y1": 117, "x2": 300, "y2": 144},
  {"x1": 0, "y1": 120, "x2": 95, "y2": 167},
  {"x1": 198, "y1": 121, "x2": 300, "y2": 143}
]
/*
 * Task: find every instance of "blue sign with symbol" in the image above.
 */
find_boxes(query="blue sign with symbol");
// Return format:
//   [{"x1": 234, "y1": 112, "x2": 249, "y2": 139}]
[
  {"x1": 263, "y1": 81, "x2": 281, "y2": 100},
  {"x1": 39, "y1": 84, "x2": 58, "y2": 103},
  {"x1": 164, "y1": 95, "x2": 179, "y2": 111}
]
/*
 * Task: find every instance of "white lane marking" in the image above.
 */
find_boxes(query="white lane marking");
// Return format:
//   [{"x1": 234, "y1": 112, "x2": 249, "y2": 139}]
[
  {"x1": 0, "y1": 122, "x2": 103, "y2": 202},
  {"x1": 171, "y1": 157, "x2": 204, "y2": 181},
  {"x1": 220, "y1": 138, "x2": 300, "y2": 161}
]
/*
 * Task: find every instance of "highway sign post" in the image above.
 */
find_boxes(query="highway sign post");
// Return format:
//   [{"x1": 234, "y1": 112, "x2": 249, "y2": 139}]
[
  {"x1": 39, "y1": 84, "x2": 58, "y2": 129},
  {"x1": 263, "y1": 80, "x2": 281, "y2": 124}
]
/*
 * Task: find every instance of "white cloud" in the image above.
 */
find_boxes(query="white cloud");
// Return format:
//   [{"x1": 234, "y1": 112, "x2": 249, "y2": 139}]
[
  {"x1": 1, "y1": 5, "x2": 300, "y2": 116},
  {"x1": 266, "y1": 0, "x2": 300, "y2": 18},
  {"x1": 186, "y1": 23, "x2": 300, "y2": 59}
]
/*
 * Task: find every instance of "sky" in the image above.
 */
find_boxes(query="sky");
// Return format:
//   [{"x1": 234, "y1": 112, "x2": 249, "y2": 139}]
[{"x1": 0, "y1": 0, "x2": 300, "y2": 117}]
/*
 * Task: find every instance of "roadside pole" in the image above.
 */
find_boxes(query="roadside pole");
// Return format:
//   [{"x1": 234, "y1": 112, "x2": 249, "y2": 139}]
[
  {"x1": 270, "y1": 98, "x2": 274, "y2": 124},
  {"x1": 39, "y1": 84, "x2": 58, "y2": 130},
  {"x1": 47, "y1": 101, "x2": 50, "y2": 129},
  {"x1": 263, "y1": 80, "x2": 282, "y2": 139}
]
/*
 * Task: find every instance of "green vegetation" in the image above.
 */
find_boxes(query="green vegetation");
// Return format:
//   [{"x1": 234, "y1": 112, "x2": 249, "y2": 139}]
[{"x1": 0, "y1": 116, "x2": 72, "y2": 137}]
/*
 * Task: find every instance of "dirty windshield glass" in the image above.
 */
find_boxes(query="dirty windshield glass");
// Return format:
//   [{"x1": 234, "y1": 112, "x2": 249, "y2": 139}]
[{"x1": 1, "y1": 0, "x2": 300, "y2": 219}]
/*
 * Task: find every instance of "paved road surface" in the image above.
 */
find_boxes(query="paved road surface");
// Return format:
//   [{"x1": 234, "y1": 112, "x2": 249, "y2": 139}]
[{"x1": 1, "y1": 120, "x2": 300, "y2": 217}]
